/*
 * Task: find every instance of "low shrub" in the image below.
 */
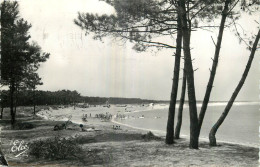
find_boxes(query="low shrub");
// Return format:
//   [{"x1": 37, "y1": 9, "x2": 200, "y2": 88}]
[
  {"x1": 142, "y1": 131, "x2": 161, "y2": 141},
  {"x1": 72, "y1": 135, "x2": 96, "y2": 144},
  {"x1": 53, "y1": 123, "x2": 66, "y2": 131},
  {"x1": 14, "y1": 122, "x2": 35, "y2": 130},
  {"x1": 29, "y1": 136, "x2": 83, "y2": 160},
  {"x1": 51, "y1": 105, "x2": 59, "y2": 110}
]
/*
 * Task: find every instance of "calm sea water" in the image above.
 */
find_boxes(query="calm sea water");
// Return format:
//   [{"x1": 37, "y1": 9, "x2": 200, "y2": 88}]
[{"x1": 116, "y1": 102, "x2": 259, "y2": 147}]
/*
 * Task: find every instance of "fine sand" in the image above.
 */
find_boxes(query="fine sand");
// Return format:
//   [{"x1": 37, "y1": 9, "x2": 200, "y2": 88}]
[{"x1": 0, "y1": 105, "x2": 258, "y2": 167}]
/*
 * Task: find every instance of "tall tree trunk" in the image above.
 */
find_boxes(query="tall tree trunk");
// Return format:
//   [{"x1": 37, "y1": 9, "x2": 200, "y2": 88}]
[
  {"x1": 165, "y1": 16, "x2": 183, "y2": 144},
  {"x1": 209, "y1": 29, "x2": 260, "y2": 146},
  {"x1": 198, "y1": 0, "x2": 231, "y2": 135},
  {"x1": 0, "y1": 147, "x2": 8, "y2": 166},
  {"x1": 10, "y1": 81, "x2": 15, "y2": 127},
  {"x1": 175, "y1": 68, "x2": 186, "y2": 139},
  {"x1": 14, "y1": 85, "x2": 18, "y2": 116},
  {"x1": 14, "y1": 103, "x2": 17, "y2": 116},
  {"x1": 178, "y1": 0, "x2": 199, "y2": 149},
  {"x1": 0, "y1": 107, "x2": 3, "y2": 119}
]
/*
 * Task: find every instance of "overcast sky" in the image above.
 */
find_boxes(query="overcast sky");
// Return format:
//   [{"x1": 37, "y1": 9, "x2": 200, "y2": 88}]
[{"x1": 16, "y1": 0, "x2": 260, "y2": 101}]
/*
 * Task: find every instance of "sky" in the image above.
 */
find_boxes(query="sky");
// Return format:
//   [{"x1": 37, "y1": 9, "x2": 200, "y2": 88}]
[{"x1": 15, "y1": 0, "x2": 260, "y2": 101}]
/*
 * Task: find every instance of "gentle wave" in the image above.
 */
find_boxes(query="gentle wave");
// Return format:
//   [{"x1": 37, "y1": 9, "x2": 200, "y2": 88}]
[{"x1": 129, "y1": 102, "x2": 259, "y2": 113}]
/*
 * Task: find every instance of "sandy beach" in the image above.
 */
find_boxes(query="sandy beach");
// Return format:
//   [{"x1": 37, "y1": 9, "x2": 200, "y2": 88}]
[
  {"x1": 2, "y1": 0, "x2": 259, "y2": 166},
  {"x1": 0, "y1": 105, "x2": 258, "y2": 166}
]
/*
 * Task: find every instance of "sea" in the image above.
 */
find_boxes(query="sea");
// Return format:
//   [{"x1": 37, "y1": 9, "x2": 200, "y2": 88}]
[{"x1": 115, "y1": 102, "x2": 259, "y2": 147}]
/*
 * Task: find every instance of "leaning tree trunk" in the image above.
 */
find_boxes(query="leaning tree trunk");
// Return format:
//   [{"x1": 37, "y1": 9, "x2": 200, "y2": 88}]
[
  {"x1": 209, "y1": 29, "x2": 260, "y2": 146},
  {"x1": 165, "y1": 16, "x2": 183, "y2": 144},
  {"x1": 175, "y1": 68, "x2": 186, "y2": 139},
  {"x1": 198, "y1": 0, "x2": 231, "y2": 135},
  {"x1": 179, "y1": 0, "x2": 199, "y2": 149}
]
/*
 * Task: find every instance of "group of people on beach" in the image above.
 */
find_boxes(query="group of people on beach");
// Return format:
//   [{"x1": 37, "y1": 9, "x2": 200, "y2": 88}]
[
  {"x1": 81, "y1": 112, "x2": 113, "y2": 122},
  {"x1": 115, "y1": 113, "x2": 127, "y2": 119},
  {"x1": 95, "y1": 112, "x2": 112, "y2": 121},
  {"x1": 82, "y1": 113, "x2": 92, "y2": 118},
  {"x1": 116, "y1": 113, "x2": 146, "y2": 120}
]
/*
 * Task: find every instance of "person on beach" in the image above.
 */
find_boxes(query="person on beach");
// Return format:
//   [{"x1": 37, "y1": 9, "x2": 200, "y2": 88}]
[{"x1": 80, "y1": 124, "x2": 85, "y2": 131}]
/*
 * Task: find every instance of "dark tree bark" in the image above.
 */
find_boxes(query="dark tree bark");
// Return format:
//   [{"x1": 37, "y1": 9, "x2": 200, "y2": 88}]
[
  {"x1": 178, "y1": 0, "x2": 199, "y2": 149},
  {"x1": 165, "y1": 17, "x2": 183, "y2": 144},
  {"x1": 175, "y1": 68, "x2": 186, "y2": 139},
  {"x1": 209, "y1": 29, "x2": 260, "y2": 146},
  {"x1": 14, "y1": 85, "x2": 18, "y2": 116},
  {"x1": 33, "y1": 89, "x2": 36, "y2": 115},
  {"x1": 0, "y1": 107, "x2": 3, "y2": 119},
  {"x1": 14, "y1": 104, "x2": 17, "y2": 116},
  {"x1": 0, "y1": 147, "x2": 8, "y2": 166},
  {"x1": 198, "y1": 0, "x2": 231, "y2": 135},
  {"x1": 10, "y1": 81, "x2": 15, "y2": 126}
]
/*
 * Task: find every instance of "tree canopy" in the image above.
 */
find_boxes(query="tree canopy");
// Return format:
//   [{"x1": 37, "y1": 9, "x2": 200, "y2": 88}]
[{"x1": 74, "y1": 0, "x2": 260, "y2": 149}]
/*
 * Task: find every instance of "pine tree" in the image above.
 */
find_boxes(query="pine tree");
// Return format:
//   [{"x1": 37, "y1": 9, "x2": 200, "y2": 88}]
[{"x1": 1, "y1": 1, "x2": 49, "y2": 126}]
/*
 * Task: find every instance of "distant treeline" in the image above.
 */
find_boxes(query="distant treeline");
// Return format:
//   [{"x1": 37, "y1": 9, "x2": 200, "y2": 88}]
[
  {"x1": 0, "y1": 89, "x2": 169, "y2": 107},
  {"x1": 84, "y1": 97, "x2": 168, "y2": 105}
]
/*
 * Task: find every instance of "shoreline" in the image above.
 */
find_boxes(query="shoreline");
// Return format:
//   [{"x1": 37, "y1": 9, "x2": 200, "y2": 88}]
[
  {"x1": 112, "y1": 113, "x2": 259, "y2": 149},
  {"x1": 0, "y1": 105, "x2": 258, "y2": 166},
  {"x1": 111, "y1": 105, "x2": 259, "y2": 149},
  {"x1": 37, "y1": 108, "x2": 259, "y2": 149},
  {"x1": 36, "y1": 105, "x2": 259, "y2": 149}
]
